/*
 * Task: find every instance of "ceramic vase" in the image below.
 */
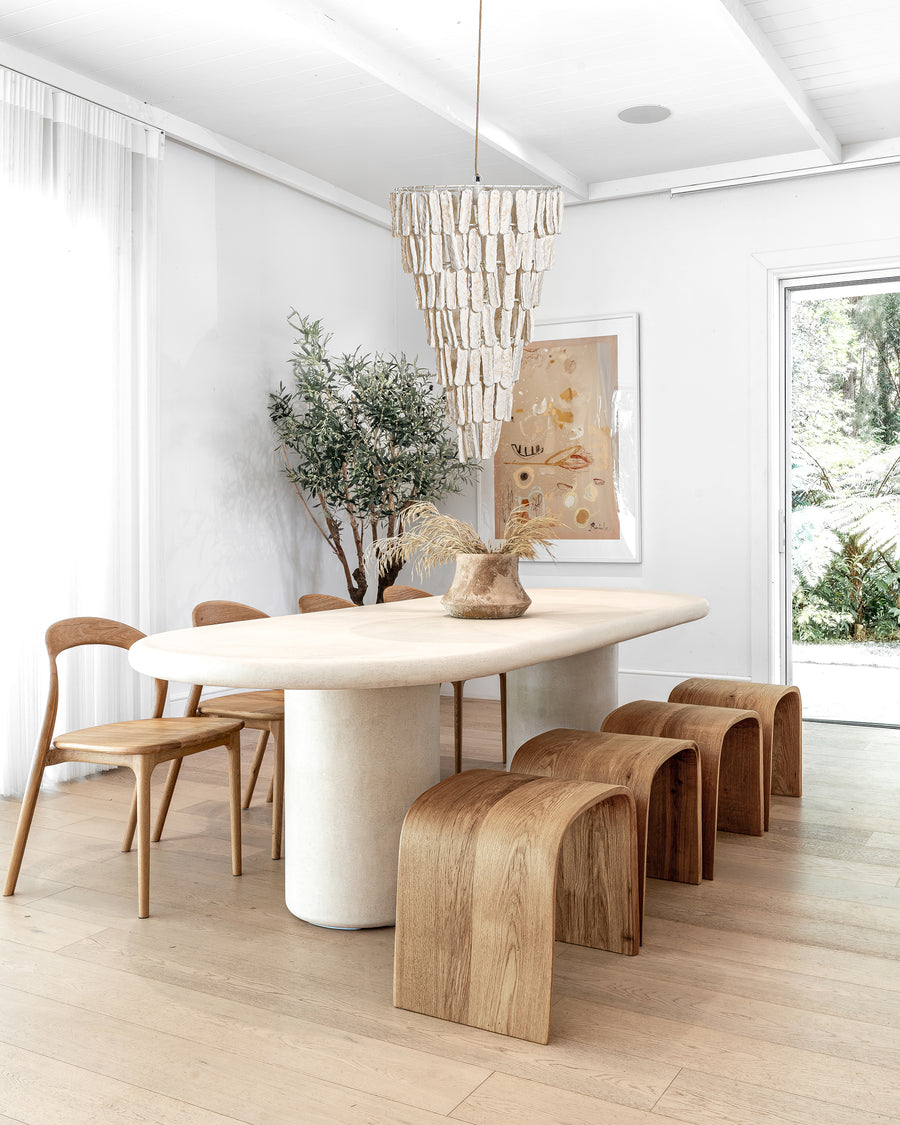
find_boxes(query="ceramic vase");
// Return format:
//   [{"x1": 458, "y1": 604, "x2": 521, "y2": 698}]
[{"x1": 441, "y1": 553, "x2": 531, "y2": 619}]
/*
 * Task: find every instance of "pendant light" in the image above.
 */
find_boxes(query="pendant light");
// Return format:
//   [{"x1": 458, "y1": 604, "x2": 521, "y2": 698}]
[{"x1": 390, "y1": 2, "x2": 564, "y2": 462}]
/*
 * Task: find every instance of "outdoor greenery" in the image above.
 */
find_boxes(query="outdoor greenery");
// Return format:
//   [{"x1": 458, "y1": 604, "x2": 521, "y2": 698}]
[
  {"x1": 792, "y1": 293, "x2": 900, "y2": 642},
  {"x1": 269, "y1": 313, "x2": 478, "y2": 604}
]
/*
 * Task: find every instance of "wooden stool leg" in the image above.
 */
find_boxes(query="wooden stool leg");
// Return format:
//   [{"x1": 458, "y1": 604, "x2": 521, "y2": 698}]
[
  {"x1": 645, "y1": 750, "x2": 703, "y2": 886},
  {"x1": 226, "y1": 734, "x2": 242, "y2": 877},
  {"x1": 772, "y1": 694, "x2": 802, "y2": 797},
  {"x1": 243, "y1": 728, "x2": 270, "y2": 808},
  {"x1": 271, "y1": 721, "x2": 284, "y2": 861},
  {"x1": 151, "y1": 758, "x2": 183, "y2": 843},
  {"x1": 716, "y1": 718, "x2": 765, "y2": 837},
  {"x1": 555, "y1": 795, "x2": 639, "y2": 956},
  {"x1": 465, "y1": 801, "x2": 558, "y2": 1041}
]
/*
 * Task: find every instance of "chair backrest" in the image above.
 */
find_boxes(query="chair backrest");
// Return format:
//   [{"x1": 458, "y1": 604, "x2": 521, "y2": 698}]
[
  {"x1": 185, "y1": 601, "x2": 271, "y2": 714},
  {"x1": 46, "y1": 616, "x2": 146, "y2": 659},
  {"x1": 39, "y1": 617, "x2": 166, "y2": 761},
  {"x1": 193, "y1": 600, "x2": 269, "y2": 627},
  {"x1": 383, "y1": 585, "x2": 431, "y2": 602},
  {"x1": 298, "y1": 594, "x2": 356, "y2": 613}
]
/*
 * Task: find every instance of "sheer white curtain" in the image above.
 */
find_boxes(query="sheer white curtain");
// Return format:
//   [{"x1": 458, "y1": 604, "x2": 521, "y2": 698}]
[{"x1": 0, "y1": 68, "x2": 162, "y2": 795}]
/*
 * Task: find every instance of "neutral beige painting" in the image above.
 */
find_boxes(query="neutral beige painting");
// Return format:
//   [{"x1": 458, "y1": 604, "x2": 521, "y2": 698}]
[{"x1": 493, "y1": 335, "x2": 620, "y2": 540}]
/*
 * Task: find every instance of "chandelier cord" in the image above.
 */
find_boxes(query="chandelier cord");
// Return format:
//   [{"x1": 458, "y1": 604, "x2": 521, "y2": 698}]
[{"x1": 474, "y1": 0, "x2": 483, "y2": 183}]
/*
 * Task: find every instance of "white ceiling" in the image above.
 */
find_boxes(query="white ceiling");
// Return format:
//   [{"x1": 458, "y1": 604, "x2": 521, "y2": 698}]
[{"x1": 2, "y1": 0, "x2": 899, "y2": 219}]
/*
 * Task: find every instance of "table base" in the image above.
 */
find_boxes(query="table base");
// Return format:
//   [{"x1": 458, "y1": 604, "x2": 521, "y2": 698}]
[{"x1": 284, "y1": 684, "x2": 441, "y2": 928}]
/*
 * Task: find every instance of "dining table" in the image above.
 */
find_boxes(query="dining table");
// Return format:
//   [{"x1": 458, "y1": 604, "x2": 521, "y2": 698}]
[{"x1": 129, "y1": 587, "x2": 708, "y2": 929}]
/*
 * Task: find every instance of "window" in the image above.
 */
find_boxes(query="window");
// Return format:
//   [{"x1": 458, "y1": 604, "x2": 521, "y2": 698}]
[{"x1": 0, "y1": 68, "x2": 163, "y2": 793}]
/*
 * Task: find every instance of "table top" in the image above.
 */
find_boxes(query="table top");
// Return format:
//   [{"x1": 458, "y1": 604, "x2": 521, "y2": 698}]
[{"x1": 129, "y1": 588, "x2": 708, "y2": 691}]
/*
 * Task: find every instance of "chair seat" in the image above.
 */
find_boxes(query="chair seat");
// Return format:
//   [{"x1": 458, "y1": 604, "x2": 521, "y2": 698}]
[
  {"x1": 198, "y1": 690, "x2": 284, "y2": 722},
  {"x1": 54, "y1": 716, "x2": 243, "y2": 755}
]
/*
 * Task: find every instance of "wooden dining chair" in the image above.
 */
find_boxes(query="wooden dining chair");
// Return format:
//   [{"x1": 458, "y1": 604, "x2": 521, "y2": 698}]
[
  {"x1": 384, "y1": 584, "x2": 507, "y2": 772},
  {"x1": 298, "y1": 594, "x2": 356, "y2": 613},
  {"x1": 3, "y1": 617, "x2": 243, "y2": 918},
  {"x1": 152, "y1": 600, "x2": 286, "y2": 860}
]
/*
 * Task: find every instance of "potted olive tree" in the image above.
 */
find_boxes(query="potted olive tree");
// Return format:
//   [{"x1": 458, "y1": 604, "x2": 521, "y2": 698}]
[{"x1": 269, "y1": 313, "x2": 477, "y2": 604}]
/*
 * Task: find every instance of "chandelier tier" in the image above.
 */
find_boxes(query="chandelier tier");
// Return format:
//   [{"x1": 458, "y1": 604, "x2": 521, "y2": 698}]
[{"x1": 391, "y1": 183, "x2": 564, "y2": 461}]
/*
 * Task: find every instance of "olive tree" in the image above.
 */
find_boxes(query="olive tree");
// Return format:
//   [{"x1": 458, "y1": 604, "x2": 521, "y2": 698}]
[{"x1": 269, "y1": 312, "x2": 477, "y2": 604}]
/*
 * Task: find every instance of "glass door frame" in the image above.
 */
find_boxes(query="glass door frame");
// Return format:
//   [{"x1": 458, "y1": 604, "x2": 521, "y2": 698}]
[{"x1": 777, "y1": 268, "x2": 900, "y2": 687}]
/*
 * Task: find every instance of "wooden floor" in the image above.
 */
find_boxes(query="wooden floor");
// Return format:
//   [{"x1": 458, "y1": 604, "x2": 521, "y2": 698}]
[{"x1": 1, "y1": 700, "x2": 899, "y2": 1124}]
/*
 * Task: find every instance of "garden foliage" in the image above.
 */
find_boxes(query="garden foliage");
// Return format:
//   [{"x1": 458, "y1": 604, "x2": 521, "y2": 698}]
[{"x1": 792, "y1": 294, "x2": 900, "y2": 642}]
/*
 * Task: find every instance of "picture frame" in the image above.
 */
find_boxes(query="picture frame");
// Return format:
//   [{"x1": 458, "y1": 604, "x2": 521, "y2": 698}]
[{"x1": 477, "y1": 312, "x2": 641, "y2": 563}]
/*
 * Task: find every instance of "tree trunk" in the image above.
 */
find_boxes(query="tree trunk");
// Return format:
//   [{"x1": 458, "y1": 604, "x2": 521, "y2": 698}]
[{"x1": 376, "y1": 557, "x2": 405, "y2": 603}]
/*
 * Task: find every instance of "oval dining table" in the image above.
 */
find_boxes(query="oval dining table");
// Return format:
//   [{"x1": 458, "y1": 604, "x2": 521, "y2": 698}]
[{"x1": 129, "y1": 587, "x2": 708, "y2": 929}]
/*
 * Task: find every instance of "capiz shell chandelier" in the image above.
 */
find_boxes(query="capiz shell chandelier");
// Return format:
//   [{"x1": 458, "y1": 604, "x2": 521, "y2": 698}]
[
  {"x1": 389, "y1": 0, "x2": 563, "y2": 462},
  {"x1": 390, "y1": 183, "x2": 564, "y2": 461}
]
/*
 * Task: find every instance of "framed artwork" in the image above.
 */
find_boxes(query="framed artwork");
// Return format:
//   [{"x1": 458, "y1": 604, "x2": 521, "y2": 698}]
[{"x1": 477, "y1": 313, "x2": 641, "y2": 562}]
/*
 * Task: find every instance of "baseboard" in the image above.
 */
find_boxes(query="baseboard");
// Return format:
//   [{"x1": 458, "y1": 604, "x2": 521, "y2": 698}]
[{"x1": 617, "y1": 667, "x2": 751, "y2": 705}]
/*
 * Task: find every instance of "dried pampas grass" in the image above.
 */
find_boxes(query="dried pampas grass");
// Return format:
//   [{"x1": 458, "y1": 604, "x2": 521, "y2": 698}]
[{"x1": 372, "y1": 501, "x2": 557, "y2": 579}]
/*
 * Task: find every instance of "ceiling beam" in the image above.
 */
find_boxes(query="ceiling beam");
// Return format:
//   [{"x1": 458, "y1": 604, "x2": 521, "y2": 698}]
[
  {"x1": 268, "y1": 0, "x2": 589, "y2": 200},
  {"x1": 710, "y1": 0, "x2": 842, "y2": 164},
  {"x1": 0, "y1": 41, "x2": 392, "y2": 228},
  {"x1": 584, "y1": 141, "x2": 900, "y2": 204}
]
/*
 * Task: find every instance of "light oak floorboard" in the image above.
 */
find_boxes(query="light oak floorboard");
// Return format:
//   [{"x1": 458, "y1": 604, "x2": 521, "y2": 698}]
[
  {"x1": 552, "y1": 946, "x2": 900, "y2": 1068},
  {"x1": 0, "y1": 943, "x2": 490, "y2": 1116},
  {"x1": 0, "y1": 1040, "x2": 240, "y2": 1125},
  {"x1": 0, "y1": 707, "x2": 898, "y2": 1124},
  {"x1": 654, "y1": 1068, "x2": 900, "y2": 1125},
  {"x1": 449, "y1": 1072, "x2": 684, "y2": 1124},
  {"x1": 0, "y1": 986, "x2": 456, "y2": 1124}
]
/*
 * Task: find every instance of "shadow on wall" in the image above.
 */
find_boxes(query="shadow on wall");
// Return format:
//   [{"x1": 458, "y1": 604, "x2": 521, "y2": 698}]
[{"x1": 162, "y1": 394, "x2": 331, "y2": 625}]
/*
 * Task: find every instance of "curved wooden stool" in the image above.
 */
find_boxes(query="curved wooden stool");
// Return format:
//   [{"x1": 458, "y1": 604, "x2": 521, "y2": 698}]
[
  {"x1": 511, "y1": 729, "x2": 702, "y2": 942},
  {"x1": 601, "y1": 700, "x2": 764, "y2": 880},
  {"x1": 669, "y1": 678, "x2": 802, "y2": 827},
  {"x1": 394, "y1": 769, "x2": 640, "y2": 1044}
]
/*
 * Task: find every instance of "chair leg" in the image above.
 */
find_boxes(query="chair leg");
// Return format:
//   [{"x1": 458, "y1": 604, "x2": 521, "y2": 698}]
[
  {"x1": 499, "y1": 672, "x2": 508, "y2": 765},
  {"x1": 243, "y1": 728, "x2": 270, "y2": 808},
  {"x1": 226, "y1": 733, "x2": 243, "y2": 877},
  {"x1": 134, "y1": 758, "x2": 153, "y2": 919},
  {"x1": 271, "y1": 721, "x2": 284, "y2": 861},
  {"x1": 453, "y1": 682, "x2": 464, "y2": 774},
  {"x1": 151, "y1": 758, "x2": 183, "y2": 843},
  {"x1": 266, "y1": 776, "x2": 274, "y2": 803},
  {"x1": 123, "y1": 785, "x2": 138, "y2": 852},
  {"x1": 2, "y1": 757, "x2": 47, "y2": 897}
]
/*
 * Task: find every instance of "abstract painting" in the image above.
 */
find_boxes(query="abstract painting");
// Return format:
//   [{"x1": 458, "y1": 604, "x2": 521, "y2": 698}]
[{"x1": 479, "y1": 314, "x2": 641, "y2": 562}]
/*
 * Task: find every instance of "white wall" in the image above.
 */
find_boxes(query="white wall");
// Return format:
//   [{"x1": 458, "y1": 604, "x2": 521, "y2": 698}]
[
  {"x1": 398, "y1": 166, "x2": 900, "y2": 700},
  {"x1": 158, "y1": 140, "x2": 399, "y2": 634},
  {"x1": 159, "y1": 141, "x2": 900, "y2": 707}
]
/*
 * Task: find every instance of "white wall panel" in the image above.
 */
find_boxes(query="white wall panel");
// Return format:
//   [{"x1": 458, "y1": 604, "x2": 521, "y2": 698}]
[{"x1": 158, "y1": 139, "x2": 398, "y2": 653}]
